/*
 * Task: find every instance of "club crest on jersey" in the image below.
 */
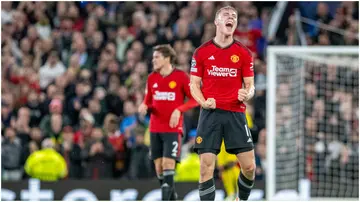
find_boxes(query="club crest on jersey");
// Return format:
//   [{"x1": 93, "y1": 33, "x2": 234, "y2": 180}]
[
  {"x1": 169, "y1": 81, "x2": 177, "y2": 89},
  {"x1": 231, "y1": 55, "x2": 240, "y2": 63},
  {"x1": 196, "y1": 136, "x2": 202, "y2": 144}
]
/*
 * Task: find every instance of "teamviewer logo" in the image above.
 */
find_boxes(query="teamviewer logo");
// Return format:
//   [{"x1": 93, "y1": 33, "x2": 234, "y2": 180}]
[
  {"x1": 153, "y1": 91, "x2": 176, "y2": 101},
  {"x1": 207, "y1": 66, "x2": 237, "y2": 77}
]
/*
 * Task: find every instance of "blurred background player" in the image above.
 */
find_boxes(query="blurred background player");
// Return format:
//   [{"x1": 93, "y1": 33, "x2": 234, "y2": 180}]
[
  {"x1": 24, "y1": 138, "x2": 67, "y2": 181},
  {"x1": 138, "y1": 44, "x2": 198, "y2": 200},
  {"x1": 218, "y1": 141, "x2": 240, "y2": 201},
  {"x1": 190, "y1": 6, "x2": 256, "y2": 201}
]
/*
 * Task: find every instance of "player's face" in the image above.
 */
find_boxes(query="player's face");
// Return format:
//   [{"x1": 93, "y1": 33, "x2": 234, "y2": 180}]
[
  {"x1": 215, "y1": 9, "x2": 237, "y2": 36},
  {"x1": 152, "y1": 51, "x2": 168, "y2": 72}
]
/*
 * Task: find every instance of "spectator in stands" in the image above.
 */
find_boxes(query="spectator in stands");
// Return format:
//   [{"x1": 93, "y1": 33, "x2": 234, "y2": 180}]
[
  {"x1": 120, "y1": 100, "x2": 138, "y2": 146},
  {"x1": 74, "y1": 110, "x2": 95, "y2": 147},
  {"x1": 317, "y1": 33, "x2": 331, "y2": 45},
  {"x1": 116, "y1": 26, "x2": 134, "y2": 63},
  {"x1": 176, "y1": 51, "x2": 191, "y2": 72},
  {"x1": 201, "y1": 22, "x2": 216, "y2": 44},
  {"x1": 39, "y1": 50, "x2": 66, "y2": 89},
  {"x1": 21, "y1": 127, "x2": 43, "y2": 169},
  {"x1": 2, "y1": 127, "x2": 23, "y2": 181},
  {"x1": 11, "y1": 107, "x2": 31, "y2": 145},
  {"x1": 34, "y1": 11, "x2": 51, "y2": 40},
  {"x1": 105, "y1": 113, "x2": 129, "y2": 178},
  {"x1": 310, "y1": 3, "x2": 333, "y2": 37},
  {"x1": 82, "y1": 128, "x2": 114, "y2": 179},
  {"x1": 74, "y1": 35, "x2": 94, "y2": 69},
  {"x1": 1, "y1": 93, "x2": 15, "y2": 130},
  {"x1": 26, "y1": 90, "x2": 43, "y2": 127},
  {"x1": 39, "y1": 98, "x2": 70, "y2": 140},
  {"x1": 285, "y1": 15, "x2": 297, "y2": 45},
  {"x1": 88, "y1": 97, "x2": 105, "y2": 127},
  {"x1": 58, "y1": 126, "x2": 83, "y2": 179},
  {"x1": 24, "y1": 138, "x2": 67, "y2": 181},
  {"x1": 67, "y1": 81, "x2": 92, "y2": 124},
  {"x1": 103, "y1": 76, "x2": 122, "y2": 117},
  {"x1": 128, "y1": 127, "x2": 153, "y2": 179}
]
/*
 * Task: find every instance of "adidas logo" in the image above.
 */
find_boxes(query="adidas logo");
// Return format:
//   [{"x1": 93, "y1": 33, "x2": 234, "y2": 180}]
[
  {"x1": 153, "y1": 83, "x2": 158, "y2": 88},
  {"x1": 247, "y1": 138, "x2": 252, "y2": 143},
  {"x1": 208, "y1": 55, "x2": 215, "y2": 60}
]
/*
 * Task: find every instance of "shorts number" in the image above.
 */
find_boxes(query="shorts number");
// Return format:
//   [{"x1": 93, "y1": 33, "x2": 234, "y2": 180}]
[
  {"x1": 172, "y1": 141, "x2": 178, "y2": 157},
  {"x1": 245, "y1": 125, "x2": 252, "y2": 138}
]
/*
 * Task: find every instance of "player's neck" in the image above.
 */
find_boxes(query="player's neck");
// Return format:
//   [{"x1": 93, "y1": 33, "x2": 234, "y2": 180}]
[
  {"x1": 213, "y1": 34, "x2": 234, "y2": 48},
  {"x1": 159, "y1": 64, "x2": 174, "y2": 77}
]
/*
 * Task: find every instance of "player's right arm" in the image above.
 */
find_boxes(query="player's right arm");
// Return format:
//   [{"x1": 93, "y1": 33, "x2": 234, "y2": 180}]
[
  {"x1": 189, "y1": 52, "x2": 215, "y2": 109},
  {"x1": 189, "y1": 76, "x2": 206, "y2": 106},
  {"x1": 138, "y1": 78, "x2": 152, "y2": 116}
]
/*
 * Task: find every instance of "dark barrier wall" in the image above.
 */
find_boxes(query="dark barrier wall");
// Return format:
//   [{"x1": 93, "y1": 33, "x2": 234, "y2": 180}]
[{"x1": 1, "y1": 179, "x2": 266, "y2": 201}]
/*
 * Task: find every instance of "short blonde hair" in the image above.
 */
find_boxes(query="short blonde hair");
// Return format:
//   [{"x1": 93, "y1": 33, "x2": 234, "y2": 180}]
[{"x1": 215, "y1": 6, "x2": 238, "y2": 19}]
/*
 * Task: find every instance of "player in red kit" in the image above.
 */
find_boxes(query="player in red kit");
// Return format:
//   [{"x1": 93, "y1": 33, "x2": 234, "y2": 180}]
[
  {"x1": 189, "y1": 6, "x2": 256, "y2": 201},
  {"x1": 138, "y1": 44, "x2": 198, "y2": 201}
]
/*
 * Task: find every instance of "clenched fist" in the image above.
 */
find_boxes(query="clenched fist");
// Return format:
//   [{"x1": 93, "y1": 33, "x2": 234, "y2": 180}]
[
  {"x1": 238, "y1": 89, "x2": 248, "y2": 102},
  {"x1": 202, "y1": 98, "x2": 216, "y2": 109}
]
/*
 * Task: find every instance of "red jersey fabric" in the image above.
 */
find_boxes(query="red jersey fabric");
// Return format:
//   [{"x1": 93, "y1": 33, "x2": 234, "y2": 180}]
[
  {"x1": 234, "y1": 29, "x2": 262, "y2": 54},
  {"x1": 190, "y1": 39, "x2": 254, "y2": 112},
  {"x1": 144, "y1": 68, "x2": 198, "y2": 133}
]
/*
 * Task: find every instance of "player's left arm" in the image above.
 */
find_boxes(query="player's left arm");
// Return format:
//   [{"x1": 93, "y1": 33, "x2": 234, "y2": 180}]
[
  {"x1": 243, "y1": 76, "x2": 255, "y2": 101},
  {"x1": 239, "y1": 49, "x2": 255, "y2": 102}
]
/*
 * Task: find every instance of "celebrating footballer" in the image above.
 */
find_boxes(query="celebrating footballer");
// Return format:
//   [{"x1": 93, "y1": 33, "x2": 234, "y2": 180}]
[{"x1": 190, "y1": 6, "x2": 256, "y2": 201}]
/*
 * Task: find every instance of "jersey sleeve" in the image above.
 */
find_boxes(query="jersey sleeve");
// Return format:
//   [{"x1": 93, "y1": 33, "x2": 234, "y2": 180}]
[
  {"x1": 190, "y1": 49, "x2": 204, "y2": 78},
  {"x1": 241, "y1": 49, "x2": 254, "y2": 77},
  {"x1": 143, "y1": 79, "x2": 152, "y2": 106}
]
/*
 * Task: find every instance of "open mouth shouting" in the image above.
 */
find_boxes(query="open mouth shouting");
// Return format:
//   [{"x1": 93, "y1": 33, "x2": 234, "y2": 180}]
[{"x1": 225, "y1": 21, "x2": 234, "y2": 30}]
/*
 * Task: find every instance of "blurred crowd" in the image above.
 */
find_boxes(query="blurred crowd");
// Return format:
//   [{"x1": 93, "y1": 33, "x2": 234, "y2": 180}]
[
  {"x1": 297, "y1": 2, "x2": 359, "y2": 46},
  {"x1": 1, "y1": 1, "x2": 358, "y2": 185},
  {"x1": 274, "y1": 60, "x2": 359, "y2": 197}
]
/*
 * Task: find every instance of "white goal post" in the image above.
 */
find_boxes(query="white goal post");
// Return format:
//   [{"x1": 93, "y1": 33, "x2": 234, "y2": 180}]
[{"x1": 266, "y1": 46, "x2": 359, "y2": 201}]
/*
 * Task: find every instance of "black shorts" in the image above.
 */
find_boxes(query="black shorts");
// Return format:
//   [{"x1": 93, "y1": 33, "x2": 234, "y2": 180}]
[
  {"x1": 150, "y1": 132, "x2": 181, "y2": 162},
  {"x1": 194, "y1": 108, "x2": 254, "y2": 155}
]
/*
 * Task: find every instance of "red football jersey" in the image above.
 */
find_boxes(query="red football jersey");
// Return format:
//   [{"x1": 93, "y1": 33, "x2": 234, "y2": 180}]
[
  {"x1": 190, "y1": 39, "x2": 254, "y2": 112},
  {"x1": 144, "y1": 68, "x2": 198, "y2": 133}
]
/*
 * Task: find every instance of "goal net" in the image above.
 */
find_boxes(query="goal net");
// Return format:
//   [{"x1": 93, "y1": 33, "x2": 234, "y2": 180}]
[{"x1": 266, "y1": 46, "x2": 359, "y2": 200}]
